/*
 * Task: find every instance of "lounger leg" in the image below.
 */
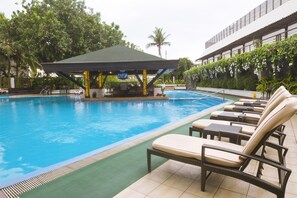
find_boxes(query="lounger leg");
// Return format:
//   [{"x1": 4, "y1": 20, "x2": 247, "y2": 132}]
[
  {"x1": 257, "y1": 147, "x2": 265, "y2": 178},
  {"x1": 279, "y1": 133, "x2": 286, "y2": 145},
  {"x1": 277, "y1": 193, "x2": 284, "y2": 198},
  {"x1": 189, "y1": 127, "x2": 202, "y2": 137},
  {"x1": 189, "y1": 127, "x2": 193, "y2": 136},
  {"x1": 147, "y1": 149, "x2": 152, "y2": 172},
  {"x1": 201, "y1": 167, "x2": 206, "y2": 191}
]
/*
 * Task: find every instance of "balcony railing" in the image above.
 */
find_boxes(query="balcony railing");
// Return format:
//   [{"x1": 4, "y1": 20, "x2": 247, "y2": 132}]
[{"x1": 205, "y1": 0, "x2": 291, "y2": 49}]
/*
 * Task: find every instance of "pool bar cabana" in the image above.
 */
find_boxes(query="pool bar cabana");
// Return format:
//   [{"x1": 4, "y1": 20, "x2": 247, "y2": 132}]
[{"x1": 42, "y1": 46, "x2": 178, "y2": 98}]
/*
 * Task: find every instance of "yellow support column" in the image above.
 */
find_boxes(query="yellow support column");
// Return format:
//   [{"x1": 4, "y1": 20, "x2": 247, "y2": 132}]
[
  {"x1": 98, "y1": 71, "x2": 103, "y2": 89},
  {"x1": 143, "y1": 69, "x2": 147, "y2": 96},
  {"x1": 84, "y1": 71, "x2": 90, "y2": 98}
]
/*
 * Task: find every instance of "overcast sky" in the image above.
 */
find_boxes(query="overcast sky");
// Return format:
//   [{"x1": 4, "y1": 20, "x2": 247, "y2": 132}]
[{"x1": 0, "y1": 0, "x2": 264, "y2": 62}]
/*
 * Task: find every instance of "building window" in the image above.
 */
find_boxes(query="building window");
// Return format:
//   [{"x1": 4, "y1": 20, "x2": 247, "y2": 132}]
[
  {"x1": 274, "y1": 0, "x2": 281, "y2": 8},
  {"x1": 250, "y1": 10, "x2": 255, "y2": 23},
  {"x1": 276, "y1": 34, "x2": 282, "y2": 41}
]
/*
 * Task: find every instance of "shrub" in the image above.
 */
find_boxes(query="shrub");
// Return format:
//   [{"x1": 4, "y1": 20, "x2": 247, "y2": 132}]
[
  {"x1": 185, "y1": 36, "x2": 297, "y2": 90},
  {"x1": 196, "y1": 75, "x2": 258, "y2": 91}
]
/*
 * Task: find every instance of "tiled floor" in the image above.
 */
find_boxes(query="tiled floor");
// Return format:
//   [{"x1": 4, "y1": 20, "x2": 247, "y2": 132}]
[{"x1": 115, "y1": 115, "x2": 297, "y2": 198}]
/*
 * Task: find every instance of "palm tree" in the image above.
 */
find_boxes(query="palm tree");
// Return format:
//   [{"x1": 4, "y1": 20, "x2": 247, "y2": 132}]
[{"x1": 146, "y1": 27, "x2": 170, "y2": 58}]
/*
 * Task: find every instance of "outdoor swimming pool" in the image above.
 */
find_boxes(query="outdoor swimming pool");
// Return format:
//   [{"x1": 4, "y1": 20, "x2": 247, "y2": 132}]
[{"x1": 0, "y1": 91, "x2": 226, "y2": 186}]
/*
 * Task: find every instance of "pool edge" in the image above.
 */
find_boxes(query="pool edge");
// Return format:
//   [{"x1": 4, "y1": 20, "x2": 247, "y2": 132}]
[{"x1": 0, "y1": 99, "x2": 233, "y2": 197}]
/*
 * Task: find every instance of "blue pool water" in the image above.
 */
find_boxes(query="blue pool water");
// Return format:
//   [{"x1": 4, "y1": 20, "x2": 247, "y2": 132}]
[{"x1": 0, "y1": 91, "x2": 225, "y2": 185}]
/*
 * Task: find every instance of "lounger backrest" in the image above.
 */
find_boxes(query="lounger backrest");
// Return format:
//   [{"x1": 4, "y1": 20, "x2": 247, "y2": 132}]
[
  {"x1": 243, "y1": 97, "x2": 297, "y2": 155},
  {"x1": 264, "y1": 86, "x2": 286, "y2": 108},
  {"x1": 257, "y1": 90, "x2": 292, "y2": 126},
  {"x1": 260, "y1": 88, "x2": 286, "y2": 116},
  {"x1": 268, "y1": 85, "x2": 286, "y2": 102}
]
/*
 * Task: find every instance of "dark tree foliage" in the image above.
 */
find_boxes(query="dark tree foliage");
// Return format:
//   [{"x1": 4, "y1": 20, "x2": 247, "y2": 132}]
[
  {"x1": 9, "y1": 0, "x2": 127, "y2": 62},
  {"x1": 0, "y1": 0, "x2": 133, "y2": 87}
]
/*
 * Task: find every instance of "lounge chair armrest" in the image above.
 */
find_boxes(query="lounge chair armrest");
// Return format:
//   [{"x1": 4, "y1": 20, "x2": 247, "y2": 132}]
[
  {"x1": 264, "y1": 141, "x2": 288, "y2": 153},
  {"x1": 200, "y1": 144, "x2": 291, "y2": 197},
  {"x1": 273, "y1": 129, "x2": 285, "y2": 135},
  {"x1": 276, "y1": 124, "x2": 286, "y2": 133},
  {"x1": 271, "y1": 127, "x2": 286, "y2": 145},
  {"x1": 230, "y1": 121, "x2": 257, "y2": 127},
  {"x1": 272, "y1": 130, "x2": 286, "y2": 141},
  {"x1": 201, "y1": 144, "x2": 291, "y2": 172},
  {"x1": 264, "y1": 141, "x2": 289, "y2": 164}
]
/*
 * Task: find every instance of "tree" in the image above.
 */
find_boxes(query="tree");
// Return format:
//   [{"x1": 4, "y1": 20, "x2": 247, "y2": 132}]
[
  {"x1": 0, "y1": 11, "x2": 41, "y2": 88},
  {"x1": 163, "y1": 58, "x2": 195, "y2": 83},
  {"x1": 0, "y1": 0, "x2": 136, "y2": 88},
  {"x1": 0, "y1": 13, "x2": 18, "y2": 88},
  {"x1": 146, "y1": 27, "x2": 170, "y2": 58},
  {"x1": 175, "y1": 58, "x2": 195, "y2": 80},
  {"x1": 9, "y1": 0, "x2": 130, "y2": 62}
]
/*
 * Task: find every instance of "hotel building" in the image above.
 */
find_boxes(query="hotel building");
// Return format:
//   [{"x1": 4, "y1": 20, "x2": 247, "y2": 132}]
[{"x1": 199, "y1": 0, "x2": 297, "y2": 64}]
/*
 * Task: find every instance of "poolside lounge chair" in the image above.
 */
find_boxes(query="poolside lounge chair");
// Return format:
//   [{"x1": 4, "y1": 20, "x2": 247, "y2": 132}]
[
  {"x1": 234, "y1": 100, "x2": 266, "y2": 107},
  {"x1": 233, "y1": 101, "x2": 266, "y2": 108},
  {"x1": 210, "y1": 89, "x2": 291, "y2": 124},
  {"x1": 224, "y1": 105, "x2": 265, "y2": 112},
  {"x1": 224, "y1": 86, "x2": 286, "y2": 112},
  {"x1": 190, "y1": 90, "x2": 291, "y2": 145},
  {"x1": 239, "y1": 98, "x2": 268, "y2": 103},
  {"x1": 147, "y1": 97, "x2": 297, "y2": 198},
  {"x1": 234, "y1": 86, "x2": 285, "y2": 107}
]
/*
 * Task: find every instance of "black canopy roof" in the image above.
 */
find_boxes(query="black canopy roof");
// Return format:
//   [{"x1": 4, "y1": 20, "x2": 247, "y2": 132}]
[{"x1": 42, "y1": 46, "x2": 178, "y2": 75}]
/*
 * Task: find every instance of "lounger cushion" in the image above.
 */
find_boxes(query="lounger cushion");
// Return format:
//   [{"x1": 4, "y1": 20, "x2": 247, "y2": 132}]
[
  {"x1": 234, "y1": 101, "x2": 266, "y2": 107},
  {"x1": 192, "y1": 119, "x2": 256, "y2": 135},
  {"x1": 227, "y1": 88, "x2": 285, "y2": 113},
  {"x1": 238, "y1": 86, "x2": 285, "y2": 104},
  {"x1": 239, "y1": 98, "x2": 267, "y2": 103},
  {"x1": 214, "y1": 90, "x2": 290, "y2": 126},
  {"x1": 153, "y1": 134, "x2": 244, "y2": 168},
  {"x1": 257, "y1": 90, "x2": 291, "y2": 125},
  {"x1": 224, "y1": 105, "x2": 264, "y2": 112},
  {"x1": 192, "y1": 119, "x2": 230, "y2": 128},
  {"x1": 211, "y1": 111, "x2": 260, "y2": 120},
  {"x1": 243, "y1": 97, "x2": 297, "y2": 155}
]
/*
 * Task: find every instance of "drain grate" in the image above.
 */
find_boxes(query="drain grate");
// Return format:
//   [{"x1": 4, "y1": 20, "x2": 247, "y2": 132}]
[{"x1": 1, "y1": 171, "x2": 62, "y2": 198}]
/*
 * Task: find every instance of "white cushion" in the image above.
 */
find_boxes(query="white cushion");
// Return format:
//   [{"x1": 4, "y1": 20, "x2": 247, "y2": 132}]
[
  {"x1": 239, "y1": 98, "x2": 267, "y2": 103},
  {"x1": 234, "y1": 101, "x2": 266, "y2": 107},
  {"x1": 211, "y1": 111, "x2": 260, "y2": 120},
  {"x1": 152, "y1": 134, "x2": 244, "y2": 167},
  {"x1": 192, "y1": 119, "x2": 256, "y2": 135},
  {"x1": 257, "y1": 90, "x2": 291, "y2": 125},
  {"x1": 224, "y1": 105, "x2": 264, "y2": 112},
  {"x1": 243, "y1": 97, "x2": 297, "y2": 155},
  {"x1": 192, "y1": 119, "x2": 230, "y2": 128}
]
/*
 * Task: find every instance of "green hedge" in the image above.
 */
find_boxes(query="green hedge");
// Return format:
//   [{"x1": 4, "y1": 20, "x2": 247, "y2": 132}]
[
  {"x1": 197, "y1": 75, "x2": 258, "y2": 90},
  {"x1": 185, "y1": 36, "x2": 297, "y2": 91}
]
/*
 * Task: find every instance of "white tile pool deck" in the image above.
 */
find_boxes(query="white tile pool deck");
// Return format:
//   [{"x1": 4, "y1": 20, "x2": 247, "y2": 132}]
[{"x1": 115, "y1": 114, "x2": 297, "y2": 198}]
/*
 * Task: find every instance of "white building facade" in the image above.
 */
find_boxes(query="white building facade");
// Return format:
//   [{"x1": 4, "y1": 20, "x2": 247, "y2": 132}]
[{"x1": 199, "y1": 0, "x2": 297, "y2": 64}]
